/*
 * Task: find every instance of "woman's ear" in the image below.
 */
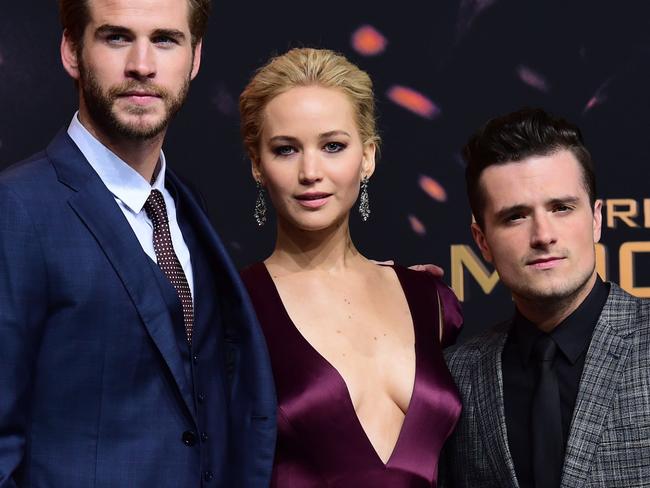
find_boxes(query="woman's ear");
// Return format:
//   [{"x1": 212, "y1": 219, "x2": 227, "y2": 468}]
[
  {"x1": 361, "y1": 142, "x2": 376, "y2": 179},
  {"x1": 251, "y1": 159, "x2": 264, "y2": 185}
]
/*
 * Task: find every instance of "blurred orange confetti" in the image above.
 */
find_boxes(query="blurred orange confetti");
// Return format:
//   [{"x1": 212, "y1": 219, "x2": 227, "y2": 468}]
[
  {"x1": 387, "y1": 86, "x2": 440, "y2": 119},
  {"x1": 419, "y1": 175, "x2": 447, "y2": 202},
  {"x1": 408, "y1": 215, "x2": 427, "y2": 235},
  {"x1": 351, "y1": 25, "x2": 387, "y2": 56}
]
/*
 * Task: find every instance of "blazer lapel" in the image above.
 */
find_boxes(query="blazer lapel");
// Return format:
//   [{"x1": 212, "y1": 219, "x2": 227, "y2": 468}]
[
  {"x1": 166, "y1": 173, "x2": 241, "y2": 286},
  {"x1": 473, "y1": 326, "x2": 520, "y2": 488},
  {"x1": 165, "y1": 171, "x2": 257, "y2": 333},
  {"x1": 561, "y1": 284, "x2": 634, "y2": 487},
  {"x1": 167, "y1": 171, "x2": 277, "y2": 411},
  {"x1": 47, "y1": 132, "x2": 197, "y2": 425}
]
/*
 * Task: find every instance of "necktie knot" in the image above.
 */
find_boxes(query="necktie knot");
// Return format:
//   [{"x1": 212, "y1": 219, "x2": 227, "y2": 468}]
[
  {"x1": 144, "y1": 189, "x2": 169, "y2": 227},
  {"x1": 532, "y1": 334, "x2": 557, "y2": 363}
]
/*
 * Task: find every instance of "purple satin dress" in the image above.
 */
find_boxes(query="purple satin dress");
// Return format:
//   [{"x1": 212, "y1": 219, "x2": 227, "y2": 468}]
[{"x1": 241, "y1": 263, "x2": 462, "y2": 487}]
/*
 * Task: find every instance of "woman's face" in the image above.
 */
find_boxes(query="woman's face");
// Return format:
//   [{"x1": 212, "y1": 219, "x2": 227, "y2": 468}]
[{"x1": 254, "y1": 85, "x2": 375, "y2": 232}]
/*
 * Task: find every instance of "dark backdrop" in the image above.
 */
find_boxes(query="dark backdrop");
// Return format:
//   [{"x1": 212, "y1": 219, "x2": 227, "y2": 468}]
[{"x1": 1, "y1": 0, "x2": 648, "y2": 340}]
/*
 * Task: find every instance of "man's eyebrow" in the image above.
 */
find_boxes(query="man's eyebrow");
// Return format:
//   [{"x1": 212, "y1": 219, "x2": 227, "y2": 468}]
[
  {"x1": 95, "y1": 24, "x2": 133, "y2": 36},
  {"x1": 494, "y1": 204, "x2": 529, "y2": 221},
  {"x1": 151, "y1": 28, "x2": 187, "y2": 42},
  {"x1": 546, "y1": 196, "x2": 580, "y2": 206},
  {"x1": 493, "y1": 196, "x2": 582, "y2": 221},
  {"x1": 94, "y1": 25, "x2": 187, "y2": 42}
]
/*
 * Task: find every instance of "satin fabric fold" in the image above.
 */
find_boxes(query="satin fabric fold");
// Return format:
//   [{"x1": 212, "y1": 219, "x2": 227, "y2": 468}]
[{"x1": 241, "y1": 263, "x2": 462, "y2": 487}]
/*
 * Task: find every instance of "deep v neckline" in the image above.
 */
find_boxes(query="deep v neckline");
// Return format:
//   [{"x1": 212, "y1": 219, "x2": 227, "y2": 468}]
[{"x1": 258, "y1": 262, "x2": 420, "y2": 468}]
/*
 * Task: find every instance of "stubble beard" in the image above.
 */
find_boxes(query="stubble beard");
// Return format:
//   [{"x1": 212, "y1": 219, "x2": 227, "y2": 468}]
[
  {"x1": 508, "y1": 260, "x2": 597, "y2": 311},
  {"x1": 78, "y1": 60, "x2": 190, "y2": 142}
]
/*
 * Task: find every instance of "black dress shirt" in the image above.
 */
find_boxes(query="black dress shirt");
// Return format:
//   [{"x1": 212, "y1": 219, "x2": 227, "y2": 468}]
[{"x1": 502, "y1": 277, "x2": 610, "y2": 488}]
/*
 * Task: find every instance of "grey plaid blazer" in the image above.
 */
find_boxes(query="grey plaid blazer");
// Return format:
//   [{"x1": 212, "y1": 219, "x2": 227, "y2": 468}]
[{"x1": 440, "y1": 283, "x2": 650, "y2": 488}]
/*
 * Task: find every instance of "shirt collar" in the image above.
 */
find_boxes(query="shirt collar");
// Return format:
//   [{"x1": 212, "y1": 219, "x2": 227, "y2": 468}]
[
  {"x1": 513, "y1": 276, "x2": 610, "y2": 365},
  {"x1": 67, "y1": 112, "x2": 167, "y2": 214}
]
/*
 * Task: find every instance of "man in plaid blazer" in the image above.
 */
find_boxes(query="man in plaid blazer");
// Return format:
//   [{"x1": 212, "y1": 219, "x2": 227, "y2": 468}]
[{"x1": 440, "y1": 108, "x2": 650, "y2": 488}]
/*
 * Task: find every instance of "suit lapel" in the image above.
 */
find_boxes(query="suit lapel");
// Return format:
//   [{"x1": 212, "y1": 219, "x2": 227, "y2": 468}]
[
  {"x1": 168, "y1": 172, "x2": 278, "y2": 413},
  {"x1": 47, "y1": 132, "x2": 197, "y2": 425},
  {"x1": 165, "y1": 171, "x2": 253, "y2": 333},
  {"x1": 561, "y1": 284, "x2": 634, "y2": 487},
  {"x1": 166, "y1": 173, "x2": 238, "y2": 282},
  {"x1": 473, "y1": 328, "x2": 520, "y2": 488}
]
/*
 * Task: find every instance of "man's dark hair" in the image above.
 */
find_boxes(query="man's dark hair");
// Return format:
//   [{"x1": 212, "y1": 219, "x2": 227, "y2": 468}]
[
  {"x1": 463, "y1": 107, "x2": 596, "y2": 229},
  {"x1": 59, "y1": 0, "x2": 211, "y2": 51}
]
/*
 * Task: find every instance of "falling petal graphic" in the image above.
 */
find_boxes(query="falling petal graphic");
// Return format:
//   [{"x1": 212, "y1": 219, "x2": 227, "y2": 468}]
[
  {"x1": 351, "y1": 25, "x2": 387, "y2": 56},
  {"x1": 453, "y1": 153, "x2": 467, "y2": 168},
  {"x1": 387, "y1": 86, "x2": 440, "y2": 119},
  {"x1": 583, "y1": 77, "x2": 613, "y2": 113},
  {"x1": 408, "y1": 215, "x2": 427, "y2": 235},
  {"x1": 579, "y1": 46, "x2": 587, "y2": 60},
  {"x1": 211, "y1": 85, "x2": 237, "y2": 115},
  {"x1": 419, "y1": 175, "x2": 447, "y2": 202},
  {"x1": 585, "y1": 96, "x2": 603, "y2": 111},
  {"x1": 456, "y1": 0, "x2": 498, "y2": 39},
  {"x1": 516, "y1": 65, "x2": 550, "y2": 92}
]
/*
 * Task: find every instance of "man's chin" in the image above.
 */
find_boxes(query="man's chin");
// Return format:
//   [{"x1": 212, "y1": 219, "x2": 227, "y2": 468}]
[
  {"x1": 512, "y1": 278, "x2": 591, "y2": 304},
  {"x1": 110, "y1": 113, "x2": 168, "y2": 140}
]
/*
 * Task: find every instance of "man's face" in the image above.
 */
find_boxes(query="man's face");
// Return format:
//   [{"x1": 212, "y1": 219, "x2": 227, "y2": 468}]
[
  {"x1": 471, "y1": 149, "x2": 602, "y2": 310},
  {"x1": 62, "y1": 0, "x2": 201, "y2": 141}
]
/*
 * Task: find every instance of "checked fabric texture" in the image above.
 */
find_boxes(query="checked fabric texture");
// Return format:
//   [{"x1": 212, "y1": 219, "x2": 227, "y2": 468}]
[
  {"x1": 145, "y1": 189, "x2": 194, "y2": 344},
  {"x1": 440, "y1": 283, "x2": 650, "y2": 488}
]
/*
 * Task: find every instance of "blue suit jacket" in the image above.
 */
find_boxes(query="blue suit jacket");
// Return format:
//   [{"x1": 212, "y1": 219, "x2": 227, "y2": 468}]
[{"x1": 0, "y1": 131, "x2": 276, "y2": 487}]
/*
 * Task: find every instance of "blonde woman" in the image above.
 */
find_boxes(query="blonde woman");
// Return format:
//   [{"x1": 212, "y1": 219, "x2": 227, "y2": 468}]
[{"x1": 239, "y1": 48, "x2": 462, "y2": 487}]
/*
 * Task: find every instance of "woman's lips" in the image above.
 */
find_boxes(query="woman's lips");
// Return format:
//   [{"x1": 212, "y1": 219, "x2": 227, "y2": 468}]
[{"x1": 295, "y1": 193, "x2": 332, "y2": 209}]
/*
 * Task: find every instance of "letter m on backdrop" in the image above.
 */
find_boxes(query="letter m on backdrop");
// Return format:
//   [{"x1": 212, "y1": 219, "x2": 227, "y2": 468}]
[{"x1": 450, "y1": 244, "x2": 500, "y2": 301}]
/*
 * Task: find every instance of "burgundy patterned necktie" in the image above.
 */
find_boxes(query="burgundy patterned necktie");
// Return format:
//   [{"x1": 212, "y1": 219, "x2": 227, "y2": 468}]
[{"x1": 144, "y1": 189, "x2": 194, "y2": 344}]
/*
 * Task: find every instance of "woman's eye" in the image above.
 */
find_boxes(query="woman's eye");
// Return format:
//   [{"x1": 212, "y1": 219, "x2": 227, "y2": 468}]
[
  {"x1": 323, "y1": 142, "x2": 345, "y2": 153},
  {"x1": 274, "y1": 146, "x2": 295, "y2": 156}
]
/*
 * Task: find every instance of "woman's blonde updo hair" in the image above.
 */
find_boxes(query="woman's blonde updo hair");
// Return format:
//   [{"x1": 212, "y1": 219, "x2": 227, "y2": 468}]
[{"x1": 239, "y1": 47, "x2": 381, "y2": 164}]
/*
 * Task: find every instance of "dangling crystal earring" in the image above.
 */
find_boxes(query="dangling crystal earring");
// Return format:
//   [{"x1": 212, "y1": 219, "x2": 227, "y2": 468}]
[
  {"x1": 358, "y1": 176, "x2": 370, "y2": 222},
  {"x1": 254, "y1": 180, "x2": 267, "y2": 226}
]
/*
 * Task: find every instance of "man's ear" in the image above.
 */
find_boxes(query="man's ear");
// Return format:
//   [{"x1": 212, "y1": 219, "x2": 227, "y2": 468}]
[
  {"x1": 592, "y1": 199, "x2": 603, "y2": 243},
  {"x1": 61, "y1": 31, "x2": 81, "y2": 81},
  {"x1": 190, "y1": 40, "x2": 202, "y2": 80},
  {"x1": 471, "y1": 221, "x2": 493, "y2": 263}
]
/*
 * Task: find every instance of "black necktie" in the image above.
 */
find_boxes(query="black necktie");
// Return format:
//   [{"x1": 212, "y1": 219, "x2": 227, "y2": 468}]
[
  {"x1": 144, "y1": 189, "x2": 194, "y2": 344},
  {"x1": 531, "y1": 334, "x2": 563, "y2": 488}
]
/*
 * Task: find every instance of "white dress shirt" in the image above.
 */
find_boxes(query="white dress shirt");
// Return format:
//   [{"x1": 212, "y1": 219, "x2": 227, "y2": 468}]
[{"x1": 67, "y1": 113, "x2": 194, "y2": 298}]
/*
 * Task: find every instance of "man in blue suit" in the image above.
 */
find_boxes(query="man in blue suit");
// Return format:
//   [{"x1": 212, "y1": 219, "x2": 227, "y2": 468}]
[{"x1": 0, "y1": 0, "x2": 276, "y2": 486}]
